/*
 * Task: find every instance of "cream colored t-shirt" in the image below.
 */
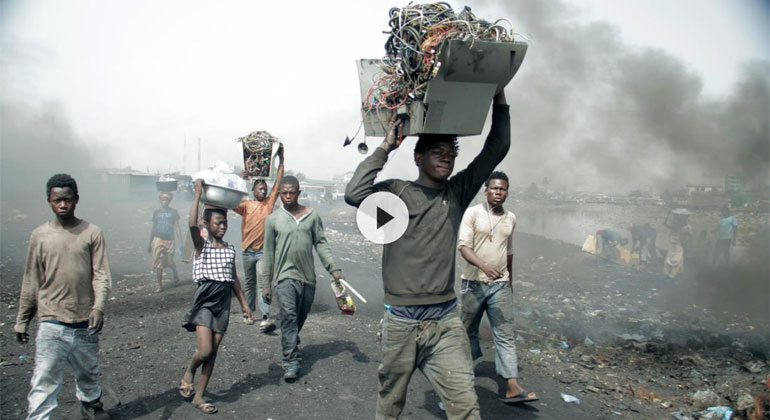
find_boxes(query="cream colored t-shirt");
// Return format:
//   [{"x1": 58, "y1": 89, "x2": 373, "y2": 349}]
[{"x1": 457, "y1": 203, "x2": 516, "y2": 282}]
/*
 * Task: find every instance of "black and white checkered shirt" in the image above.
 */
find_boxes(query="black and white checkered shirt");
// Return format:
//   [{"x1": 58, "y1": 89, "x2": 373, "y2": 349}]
[{"x1": 193, "y1": 240, "x2": 235, "y2": 283}]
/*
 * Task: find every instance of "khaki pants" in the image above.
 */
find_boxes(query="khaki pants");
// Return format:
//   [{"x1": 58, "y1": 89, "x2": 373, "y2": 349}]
[{"x1": 376, "y1": 308, "x2": 480, "y2": 420}]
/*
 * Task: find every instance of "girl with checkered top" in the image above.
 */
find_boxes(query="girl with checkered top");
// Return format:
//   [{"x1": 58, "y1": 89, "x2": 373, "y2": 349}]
[{"x1": 178, "y1": 179, "x2": 253, "y2": 415}]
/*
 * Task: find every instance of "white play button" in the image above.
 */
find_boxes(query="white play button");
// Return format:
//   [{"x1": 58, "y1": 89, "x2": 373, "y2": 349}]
[{"x1": 356, "y1": 192, "x2": 408, "y2": 244}]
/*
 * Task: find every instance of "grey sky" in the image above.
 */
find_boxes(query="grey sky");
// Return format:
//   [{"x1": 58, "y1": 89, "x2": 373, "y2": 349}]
[{"x1": 1, "y1": 0, "x2": 768, "y2": 192}]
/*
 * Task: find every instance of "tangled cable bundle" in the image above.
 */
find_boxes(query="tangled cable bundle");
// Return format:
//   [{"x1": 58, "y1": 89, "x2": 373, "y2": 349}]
[
  {"x1": 363, "y1": 3, "x2": 516, "y2": 115},
  {"x1": 237, "y1": 131, "x2": 277, "y2": 178}
]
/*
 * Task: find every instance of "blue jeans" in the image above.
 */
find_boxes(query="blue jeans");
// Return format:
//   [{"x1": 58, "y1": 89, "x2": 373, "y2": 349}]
[
  {"x1": 27, "y1": 322, "x2": 102, "y2": 420},
  {"x1": 376, "y1": 308, "x2": 479, "y2": 420},
  {"x1": 242, "y1": 250, "x2": 270, "y2": 318},
  {"x1": 460, "y1": 280, "x2": 518, "y2": 379},
  {"x1": 276, "y1": 279, "x2": 315, "y2": 366}
]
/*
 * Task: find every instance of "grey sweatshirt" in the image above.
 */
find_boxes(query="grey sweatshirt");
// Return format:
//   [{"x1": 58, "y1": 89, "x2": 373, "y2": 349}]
[{"x1": 345, "y1": 104, "x2": 510, "y2": 305}]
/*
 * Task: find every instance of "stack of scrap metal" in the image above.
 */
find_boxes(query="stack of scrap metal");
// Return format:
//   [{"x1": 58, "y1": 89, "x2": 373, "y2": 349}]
[
  {"x1": 237, "y1": 131, "x2": 277, "y2": 179},
  {"x1": 356, "y1": 3, "x2": 528, "y2": 137}
]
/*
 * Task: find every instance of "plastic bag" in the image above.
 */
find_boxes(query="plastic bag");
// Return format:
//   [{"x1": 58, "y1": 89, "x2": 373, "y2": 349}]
[
  {"x1": 193, "y1": 162, "x2": 248, "y2": 193},
  {"x1": 331, "y1": 280, "x2": 356, "y2": 315}
]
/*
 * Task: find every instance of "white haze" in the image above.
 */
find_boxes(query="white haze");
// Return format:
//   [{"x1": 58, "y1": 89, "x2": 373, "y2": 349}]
[{"x1": 1, "y1": 0, "x2": 767, "y2": 193}]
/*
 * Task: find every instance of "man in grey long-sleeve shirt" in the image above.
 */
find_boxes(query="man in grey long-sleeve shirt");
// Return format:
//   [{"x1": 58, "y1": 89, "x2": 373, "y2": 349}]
[
  {"x1": 15, "y1": 174, "x2": 112, "y2": 420},
  {"x1": 345, "y1": 92, "x2": 510, "y2": 420},
  {"x1": 261, "y1": 175, "x2": 347, "y2": 382}
]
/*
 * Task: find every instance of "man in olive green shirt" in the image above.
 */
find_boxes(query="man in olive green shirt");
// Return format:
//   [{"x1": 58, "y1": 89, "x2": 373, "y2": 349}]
[{"x1": 261, "y1": 175, "x2": 346, "y2": 382}]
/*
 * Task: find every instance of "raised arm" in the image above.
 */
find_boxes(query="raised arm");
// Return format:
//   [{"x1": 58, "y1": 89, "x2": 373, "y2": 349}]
[
  {"x1": 451, "y1": 92, "x2": 511, "y2": 207},
  {"x1": 344, "y1": 115, "x2": 402, "y2": 207},
  {"x1": 189, "y1": 179, "x2": 205, "y2": 254}
]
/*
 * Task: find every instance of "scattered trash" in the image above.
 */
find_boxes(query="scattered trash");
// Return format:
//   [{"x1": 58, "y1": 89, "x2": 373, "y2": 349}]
[
  {"x1": 691, "y1": 390, "x2": 721, "y2": 409},
  {"x1": 583, "y1": 337, "x2": 595, "y2": 346},
  {"x1": 576, "y1": 354, "x2": 598, "y2": 369},
  {"x1": 617, "y1": 333, "x2": 648, "y2": 343},
  {"x1": 693, "y1": 406, "x2": 733, "y2": 420},
  {"x1": 560, "y1": 393, "x2": 580, "y2": 404},
  {"x1": 529, "y1": 348, "x2": 541, "y2": 354},
  {"x1": 438, "y1": 401, "x2": 445, "y2": 411},
  {"x1": 742, "y1": 361, "x2": 764, "y2": 374},
  {"x1": 560, "y1": 341, "x2": 569, "y2": 349},
  {"x1": 736, "y1": 392, "x2": 754, "y2": 410},
  {"x1": 671, "y1": 410, "x2": 693, "y2": 420}
]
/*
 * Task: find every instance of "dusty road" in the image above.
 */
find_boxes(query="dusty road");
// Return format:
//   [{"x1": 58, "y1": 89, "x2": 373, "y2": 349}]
[{"x1": 1, "y1": 198, "x2": 768, "y2": 420}]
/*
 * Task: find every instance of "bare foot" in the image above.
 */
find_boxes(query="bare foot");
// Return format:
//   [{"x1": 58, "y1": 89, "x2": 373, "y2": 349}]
[
  {"x1": 505, "y1": 378, "x2": 537, "y2": 400},
  {"x1": 182, "y1": 369, "x2": 194, "y2": 386}
]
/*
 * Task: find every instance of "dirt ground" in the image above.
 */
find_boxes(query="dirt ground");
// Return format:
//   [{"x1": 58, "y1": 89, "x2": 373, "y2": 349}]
[{"x1": 1, "y1": 198, "x2": 768, "y2": 420}]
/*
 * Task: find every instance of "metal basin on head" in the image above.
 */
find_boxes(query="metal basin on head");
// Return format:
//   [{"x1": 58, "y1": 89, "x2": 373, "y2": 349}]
[{"x1": 201, "y1": 184, "x2": 247, "y2": 210}]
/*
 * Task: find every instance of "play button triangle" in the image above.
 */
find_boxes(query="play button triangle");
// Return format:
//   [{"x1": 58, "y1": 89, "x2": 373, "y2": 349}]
[{"x1": 376, "y1": 206, "x2": 394, "y2": 229}]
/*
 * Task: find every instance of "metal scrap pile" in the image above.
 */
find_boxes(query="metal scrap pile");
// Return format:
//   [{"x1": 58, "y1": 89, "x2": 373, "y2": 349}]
[
  {"x1": 363, "y1": 2, "x2": 516, "y2": 115},
  {"x1": 237, "y1": 131, "x2": 277, "y2": 178}
]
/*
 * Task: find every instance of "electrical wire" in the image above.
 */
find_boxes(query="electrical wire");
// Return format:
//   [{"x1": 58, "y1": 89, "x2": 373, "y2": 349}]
[{"x1": 363, "y1": 3, "x2": 517, "y2": 117}]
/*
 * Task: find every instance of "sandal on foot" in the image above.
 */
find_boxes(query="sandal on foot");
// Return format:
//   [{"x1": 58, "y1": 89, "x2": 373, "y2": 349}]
[
  {"x1": 500, "y1": 389, "x2": 539, "y2": 404},
  {"x1": 196, "y1": 402, "x2": 217, "y2": 414},
  {"x1": 178, "y1": 380, "x2": 194, "y2": 399}
]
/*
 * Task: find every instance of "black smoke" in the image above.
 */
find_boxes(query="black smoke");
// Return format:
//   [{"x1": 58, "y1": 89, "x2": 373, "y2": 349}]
[{"x1": 488, "y1": 0, "x2": 769, "y2": 193}]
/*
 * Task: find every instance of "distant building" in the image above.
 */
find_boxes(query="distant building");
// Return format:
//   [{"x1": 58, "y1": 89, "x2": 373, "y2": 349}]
[
  {"x1": 686, "y1": 184, "x2": 720, "y2": 193},
  {"x1": 725, "y1": 174, "x2": 744, "y2": 193}
]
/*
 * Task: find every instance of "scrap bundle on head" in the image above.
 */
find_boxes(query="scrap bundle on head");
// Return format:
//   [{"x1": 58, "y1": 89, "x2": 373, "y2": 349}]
[
  {"x1": 364, "y1": 3, "x2": 516, "y2": 114},
  {"x1": 237, "y1": 131, "x2": 278, "y2": 178},
  {"x1": 355, "y1": 2, "x2": 527, "y2": 138}
]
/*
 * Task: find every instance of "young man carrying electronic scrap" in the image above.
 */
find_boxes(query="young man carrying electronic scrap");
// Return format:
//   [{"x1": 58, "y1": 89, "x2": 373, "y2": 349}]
[
  {"x1": 345, "y1": 92, "x2": 510, "y2": 420},
  {"x1": 234, "y1": 144, "x2": 284, "y2": 332}
]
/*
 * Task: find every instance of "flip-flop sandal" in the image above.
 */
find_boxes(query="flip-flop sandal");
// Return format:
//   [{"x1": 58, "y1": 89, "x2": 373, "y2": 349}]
[
  {"x1": 500, "y1": 390, "x2": 539, "y2": 404},
  {"x1": 178, "y1": 380, "x2": 194, "y2": 399},
  {"x1": 196, "y1": 402, "x2": 218, "y2": 414}
]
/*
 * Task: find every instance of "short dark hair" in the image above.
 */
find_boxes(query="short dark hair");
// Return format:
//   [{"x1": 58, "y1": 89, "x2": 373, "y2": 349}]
[
  {"x1": 252, "y1": 179, "x2": 267, "y2": 190},
  {"x1": 203, "y1": 207, "x2": 227, "y2": 222},
  {"x1": 280, "y1": 175, "x2": 300, "y2": 188},
  {"x1": 46, "y1": 173, "x2": 78, "y2": 200},
  {"x1": 414, "y1": 134, "x2": 459, "y2": 155},
  {"x1": 485, "y1": 171, "x2": 509, "y2": 187}
]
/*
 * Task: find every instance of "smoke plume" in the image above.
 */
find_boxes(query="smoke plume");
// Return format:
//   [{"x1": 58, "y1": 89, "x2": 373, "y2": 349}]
[{"x1": 490, "y1": 0, "x2": 769, "y2": 193}]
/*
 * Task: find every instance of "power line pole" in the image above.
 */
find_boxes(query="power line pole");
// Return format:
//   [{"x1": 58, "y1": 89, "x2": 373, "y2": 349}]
[{"x1": 183, "y1": 132, "x2": 187, "y2": 174}]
